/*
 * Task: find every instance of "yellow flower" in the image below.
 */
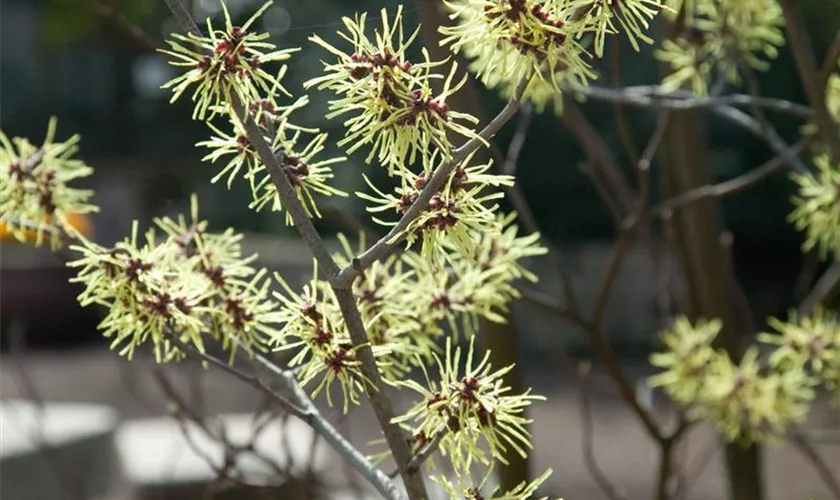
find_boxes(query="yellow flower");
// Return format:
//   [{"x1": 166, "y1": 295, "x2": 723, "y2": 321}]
[
  {"x1": 160, "y1": 1, "x2": 298, "y2": 120},
  {"x1": 789, "y1": 154, "x2": 840, "y2": 260},
  {"x1": 0, "y1": 117, "x2": 97, "y2": 249},
  {"x1": 305, "y1": 6, "x2": 480, "y2": 172}
]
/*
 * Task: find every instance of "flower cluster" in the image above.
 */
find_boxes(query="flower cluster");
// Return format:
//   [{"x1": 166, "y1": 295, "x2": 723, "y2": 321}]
[
  {"x1": 440, "y1": 0, "x2": 592, "y2": 112},
  {"x1": 762, "y1": 308, "x2": 840, "y2": 397},
  {"x1": 161, "y1": 2, "x2": 346, "y2": 225},
  {"x1": 392, "y1": 336, "x2": 545, "y2": 480},
  {"x1": 0, "y1": 117, "x2": 97, "y2": 249},
  {"x1": 440, "y1": 0, "x2": 664, "y2": 113},
  {"x1": 305, "y1": 6, "x2": 480, "y2": 172},
  {"x1": 270, "y1": 214, "x2": 547, "y2": 410},
  {"x1": 160, "y1": 1, "x2": 298, "y2": 120},
  {"x1": 656, "y1": 0, "x2": 785, "y2": 95},
  {"x1": 198, "y1": 97, "x2": 347, "y2": 223},
  {"x1": 271, "y1": 262, "x2": 377, "y2": 413},
  {"x1": 789, "y1": 154, "x2": 840, "y2": 260},
  {"x1": 432, "y1": 468, "x2": 554, "y2": 500},
  {"x1": 359, "y1": 152, "x2": 515, "y2": 264},
  {"x1": 68, "y1": 196, "x2": 281, "y2": 362},
  {"x1": 650, "y1": 316, "x2": 822, "y2": 443}
]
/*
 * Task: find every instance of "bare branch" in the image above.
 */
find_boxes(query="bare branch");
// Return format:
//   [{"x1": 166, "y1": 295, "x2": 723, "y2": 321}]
[
  {"x1": 609, "y1": 40, "x2": 641, "y2": 168},
  {"x1": 577, "y1": 362, "x2": 626, "y2": 500},
  {"x1": 562, "y1": 94, "x2": 636, "y2": 215},
  {"x1": 790, "y1": 433, "x2": 840, "y2": 500},
  {"x1": 637, "y1": 111, "x2": 671, "y2": 196},
  {"x1": 821, "y1": 28, "x2": 840, "y2": 86},
  {"x1": 652, "y1": 138, "x2": 810, "y2": 217},
  {"x1": 710, "y1": 105, "x2": 809, "y2": 173},
  {"x1": 779, "y1": 0, "x2": 840, "y2": 159},
  {"x1": 249, "y1": 351, "x2": 407, "y2": 500},
  {"x1": 164, "y1": 329, "x2": 306, "y2": 419},
  {"x1": 800, "y1": 261, "x2": 840, "y2": 315},
  {"x1": 153, "y1": 368, "x2": 292, "y2": 487},
  {"x1": 7, "y1": 322, "x2": 88, "y2": 500},
  {"x1": 88, "y1": 0, "x2": 161, "y2": 50},
  {"x1": 503, "y1": 102, "x2": 533, "y2": 175},
  {"x1": 568, "y1": 84, "x2": 813, "y2": 118}
]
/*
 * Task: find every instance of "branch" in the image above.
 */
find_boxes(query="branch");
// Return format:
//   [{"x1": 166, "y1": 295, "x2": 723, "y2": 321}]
[
  {"x1": 821, "y1": 27, "x2": 840, "y2": 86},
  {"x1": 390, "y1": 429, "x2": 447, "y2": 478},
  {"x1": 652, "y1": 138, "x2": 810, "y2": 217},
  {"x1": 800, "y1": 261, "x2": 840, "y2": 315},
  {"x1": 562, "y1": 94, "x2": 636, "y2": 215},
  {"x1": 163, "y1": 331, "x2": 404, "y2": 499},
  {"x1": 331, "y1": 75, "x2": 532, "y2": 289},
  {"x1": 153, "y1": 368, "x2": 292, "y2": 487},
  {"x1": 249, "y1": 351, "x2": 407, "y2": 500},
  {"x1": 165, "y1": 329, "x2": 305, "y2": 418},
  {"x1": 609, "y1": 40, "x2": 641, "y2": 168},
  {"x1": 779, "y1": 0, "x2": 840, "y2": 159},
  {"x1": 577, "y1": 362, "x2": 626, "y2": 500},
  {"x1": 332, "y1": 288, "x2": 428, "y2": 500},
  {"x1": 568, "y1": 84, "x2": 814, "y2": 118},
  {"x1": 502, "y1": 102, "x2": 533, "y2": 175},
  {"x1": 500, "y1": 107, "x2": 582, "y2": 313},
  {"x1": 516, "y1": 285, "x2": 588, "y2": 329},
  {"x1": 710, "y1": 105, "x2": 809, "y2": 173},
  {"x1": 790, "y1": 433, "x2": 840, "y2": 500},
  {"x1": 88, "y1": 0, "x2": 161, "y2": 50},
  {"x1": 7, "y1": 323, "x2": 87, "y2": 500}
]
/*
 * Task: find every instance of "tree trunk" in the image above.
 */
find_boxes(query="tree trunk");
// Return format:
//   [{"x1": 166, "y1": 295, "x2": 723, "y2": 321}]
[{"x1": 661, "y1": 111, "x2": 764, "y2": 500}]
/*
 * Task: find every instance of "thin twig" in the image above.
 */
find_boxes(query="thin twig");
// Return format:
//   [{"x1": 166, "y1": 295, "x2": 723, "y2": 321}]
[
  {"x1": 568, "y1": 84, "x2": 813, "y2": 118},
  {"x1": 673, "y1": 432, "x2": 719, "y2": 500},
  {"x1": 503, "y1": 102, "x2": 533, "y2": 175},
  {"x1": 516, "y1": 285, "x2": 589, "y2": 329},
  {"x1": 390, "y1": 429, "x2": 447, "y2": 478},
  {"x1": 153, "y1": 368, "x2": 288, "y2": 486},
  {"x1": 562, "y1": 94, "x2": 636, "y2": 215},
  {"x1": 710, "y1": 105, "x2": 809, "y2": 173},
  {"x1": 88, "y1": 0, "x2": 161, "y2": 50},
  {"x1": 577, "y1": 160, "x2": 625, "y2": 227},
  {"x1": 248, "y1": 351, "x2": 407, "y2": 500},
  {"x1": 318, "y1": 202, "x2": 381, "y2": 242},
  {"x1": 821, "y1": 28, "x2": 840, "y2": 86},
  {"x1": 610, "y1": 40, "x2": 641, "y2": 168},
  {"x1": 577, "y1": 361, "x2": 626, "y2": 500},
  {"x1": 164, "y1": 329, "x2": 306, "y2": 418},
  {"x1": 800, "y1": 261, "x2": 840, "y2": 315},
  {"x1": 790, "y1": 433, "x2": 840, "y2": 500},
  {"x1": 779, "y1": 0, "x2": 840, "y2": 159},
  {"x1": 7, "y1": 322, "x2": 87, "y2": 500},
  {"x1": 794, "y1": 250, "x2": 821, "y2": 303},
  {"x1": 637, "y1": 111, "x2": 671, "y2": 186},
  {"x1": 652, "y1": 138, "x2": 810, "y2": 217}
]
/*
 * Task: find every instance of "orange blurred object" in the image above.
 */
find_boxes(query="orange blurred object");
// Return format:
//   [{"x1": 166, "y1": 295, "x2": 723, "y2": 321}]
[{"x1": 0, "y1": 213, "x2": 93, "y2": 243}]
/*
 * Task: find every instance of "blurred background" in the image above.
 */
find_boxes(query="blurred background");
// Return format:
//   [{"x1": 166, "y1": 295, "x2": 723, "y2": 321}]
[{"x1": 1, "y1": 0, "x2": 839, "y2": 499}]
